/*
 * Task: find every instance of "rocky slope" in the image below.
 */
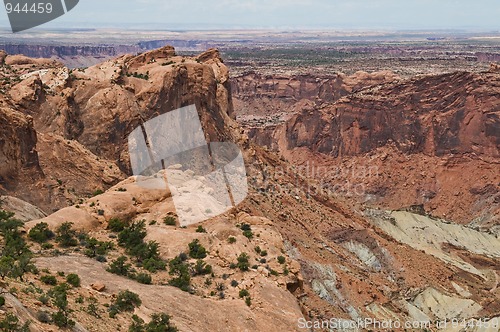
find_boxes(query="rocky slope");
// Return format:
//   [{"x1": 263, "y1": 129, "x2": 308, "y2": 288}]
[
  {"x1": 242, "y1": 67, "x2": 500, "y2": 228},
  {"x1": 0, "y1": 48, "x2": 498, "y2": 332}
]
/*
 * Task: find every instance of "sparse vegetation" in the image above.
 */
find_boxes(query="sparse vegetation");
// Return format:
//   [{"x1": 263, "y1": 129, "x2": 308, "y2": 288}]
[
  {"x1": 109, "y1": 290, "x2": 142, "y2": 317},
  {"x1": 188, "y1": 239, "x2": 207, "y2": 259},
  {"x1": 228, "y1": 236, "x2": 237, "y2": 244},
  {"x1": 163, "y1": 216, "x2": 176, "y2": 226},
  {"x1": 238, "y1": 289, "x2": 249, "y2": 298},
  {"x1": 49, "y1": 283, "x2": 74, "y2": 328},
  {"x1": 0, "y1": 313, "x2": 30, "y2": 331},
  {"x1": 240, "y1": 224, "x2": 253, "y2": 239},
  {"x1": 134, "y1": 272, "x2": 152, "y2": 285},
  {"x1": 92, "y1": 189, "x2": 104, "y2": 196},
  {"x1": 107, "y1": 256, "x2": 131, "y2": 276},
  {"x1": 108, "y1": 218, "x2": 128, "y2": 232},
  {"x1": 0, "y1": 210, "x2": 35, "y2": 281},
  {"x1": 40, "y1": 275, "x2": 57, "y2": 285},
  {"x1": 168, "y1": 254, "x2": 191, "y2": 292},
  {"x1": 129, "y1": 313, "x2": 178, "y2": 332},
  {"x1": 28, "y1": 222, "x2": 55, "y2": 243},
  {"x1": 66, "y1": 273, "x2": 81, "y2": 287},
  {"x1": 277, "y1": 256, "x2": 286, "y2": 264},
  {"x1": 196, "y1": 225, "x2": 207, "y2": 233},
  {"x1": 193, "y1": 260, "x2": 212, "y2": 276},
  {"x1": 83, "y1": 237, "x2": 114, "y2": 259},
  {"x1": 55, "y1": 222, "x2": 78, "y2": 247},
  {"x1": 236, "y1": 253, "x2": 250, "y2": 271}
]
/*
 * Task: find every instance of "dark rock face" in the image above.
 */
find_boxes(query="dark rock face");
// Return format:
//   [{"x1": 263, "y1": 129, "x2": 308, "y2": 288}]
[
  {"x1": 231, "y1": 70, "x2": 400, "y2": 108},
  {"x1": 284, "y1": 71, "x2": 500, "y2": 158},
  {"x1": 0, "y1": 107, "x2": 41, "y2": 186}
]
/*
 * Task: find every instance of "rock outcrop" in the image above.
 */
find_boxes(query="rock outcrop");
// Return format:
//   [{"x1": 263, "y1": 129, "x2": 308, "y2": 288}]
[
  {"x1": 244, "y1": 70, "x2": 500, "y2": 225},
  {"x1": 0, "y1": 46, "x2": 240, "y2": 213}
]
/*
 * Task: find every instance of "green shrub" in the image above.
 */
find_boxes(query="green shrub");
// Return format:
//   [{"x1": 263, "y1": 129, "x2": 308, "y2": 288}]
[
  {"x1": 66, "y1": 273, "x2": 81, "y2": 287},
  {"x1": 40, "y1": 275, "x2": 57, "y2": 285},
  {"x1": 277, "y1": 256, "x2": 286, "y2": 264},
  {"x1": 38, "y1": 294, "x2": 50, "y2": 305},
  {"x1": 107, "y1": 256, "x2": 131, "y2": 276},
  {"x1": 118, "y1": 221, "x2": 147, "y2": 249},
  {"x1": 240, "y1": 224, "x2": 251, "y2": 231},
  {"x1": 52, "y1": 310, "x2": 75, "y2": 328},
  {"x1": 228, "y1": 236, "x2": 236, "y2": 244},
  {"x1": 0, "y1": 296, "x2": 5, "y2": 306},
  {"x1": 188, "y1": 239, "x2": 207, "y2": 259},
  {"x1": 245, "y1": 296, "x2": 251, "y2": 306},
  {"x1": 36, "y1": 310, "x2": 51, "y2": 323},
  {"x1": 163, "y1": 216, "x2": 176, "y2": 226},
  {"x1": 84, "y1": 237, "x2": 114, "y2": 258},
  {"x1": 108, "y1": 218, "x2": 128, "y2": 232},
  {"x1": 48, "y1": 283, "x2": 70, "y2": 310},
  {"x1": 238, "y1": 289, "x2": 249, "y2": 298},
  {"x1": 129, "y1": 313, "x2": 178, "y2": 332},
  {"x1": 85, "y1": 297, "x2": 100, "y2": 318},
  {"x1": 109, "y1": 290, "x2": 141, "y2": 317},
  {"x1": 236, "y1": 253, "x2": 250, "y2": 271},
  {"x1": 168, "y1": 255, "x2": 191, "y2": 292},
  {"x1": 142, "y1": 257, "x2": 166, "y2": 273},
  {"x1": 0, "y1": 313, "x2": 30, "y2": 331},
  {"x1": 28, "y1": 223, "x2": 54, "y2": 243},
  {"x1": 55, "y1": 222, "x2": 78, "y2": 247},
  {"x1": 196, "y1": 225, "x2": 207, "y2": 233},
  {"x1": 92, "y1": 189, "x2": 104, "y2": 196},
  {"x1": 242, "y1": 230, "x2": 253, "y2": 239},
  {"x1": 134, "y1": 273, "x2": 152, "y2": 285},
  {"x1": 193, "y1": 260, "x2": 212, "y2": 276},
  {"x1": 41, "y1": 243, "x2": 54, "y2": 250}
]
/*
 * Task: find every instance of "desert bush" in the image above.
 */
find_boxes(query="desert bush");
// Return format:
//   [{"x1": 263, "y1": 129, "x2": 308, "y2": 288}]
[
  {"x1": 36, "y1": 310, "x2": 51, "y2": 323},
  {"x1": 193, "y1": 260, "x2": 212, "y2": 276},
  {"x1": 66, "y1": 273, "x2": 81, "y2": 287},
  {"x1": 163, "y1": 216, "x2": 176, "y2": 226},
  {"x1": 40, "y1": 275, "x2": 57, "y2": 285},
  {"x1": 239, "y1": 289, "x2": 249, "y2": 298},
  {"x1": 107, "y1": 256, "x2": 131, "y2": 276},
  {"x1": 236, "y1": 253, "x2": 250, "y2": 271},
  {"x1": 52, "y1": 310, "x2": 75, "y2": 328},
  {"x1": 118, "y1": 221, "x2": 147, "y2": 249},
  {"x1": 134, "y1": 272, "x2": 152, "y2": 285},
  {"x1": 188, "y1": 239, "x2": 207, "y2": 259},
  {"x1": 28, "y1": 223, "x2": 54, "y2": 243},
  {"x1": 168, "y1": 255, "x2": 191, "y2": 292},
  {"x1": 109, "y1": 290, "x2": 141, "y2": 317},
  {"x1": 129, "y1": 313, "x2": 178, "y2": 332},
  {"x1": 196, "y1": 225, "x2": 207, "y2": 233},
  {"x1": 55, "y1": 222, "x2": 78, "y2": 247},
  {"x1": 0, "y1": 313, "x2": 30, "y2": 331},
  {"x1": 107, "y1": 218, "x2": 128, "y2": 232}
]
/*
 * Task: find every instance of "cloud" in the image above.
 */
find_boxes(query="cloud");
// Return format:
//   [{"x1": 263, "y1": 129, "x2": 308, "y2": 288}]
[{"x1": 0, "y1": 0, "x2": 498, "y2": 30}]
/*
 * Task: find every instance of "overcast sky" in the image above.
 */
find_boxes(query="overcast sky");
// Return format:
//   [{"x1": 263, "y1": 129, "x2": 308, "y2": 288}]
[{"x1": 1, "y1": 0, "x2": 499, "y2": 30}]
